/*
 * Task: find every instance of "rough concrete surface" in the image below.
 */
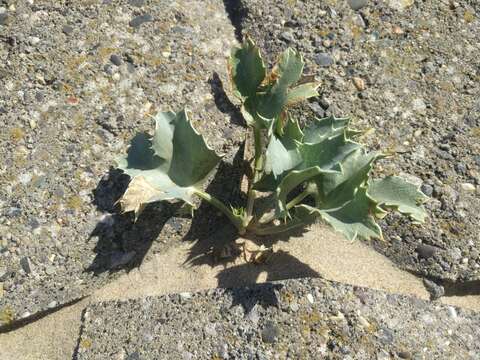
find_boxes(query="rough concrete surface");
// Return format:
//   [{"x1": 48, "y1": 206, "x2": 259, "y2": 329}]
[
  {"x1": 0, "y1": 0, "x2": 480, "y2": 358},
  {"x1": 77, "y1": 277, "x2": 480, "y2": 359},
  {"x1": 1, "y1": 225, "x2": 478, "y2": 360},
  {"x1": 0, "y1": 0, "x2": 241, "y2": 325}
]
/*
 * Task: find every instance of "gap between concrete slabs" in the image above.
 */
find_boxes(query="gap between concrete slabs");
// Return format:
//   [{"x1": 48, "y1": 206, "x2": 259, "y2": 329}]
[{"x1": 0, "y1": 224, "x2": 479, "y2": 360}]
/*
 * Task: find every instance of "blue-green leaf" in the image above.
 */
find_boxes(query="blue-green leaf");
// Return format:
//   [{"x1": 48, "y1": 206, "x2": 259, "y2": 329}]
[
  {"x1": 229, "y1": 37, "x2": 266, "y2": 99},
  {"x1": 116, "y1": 110, "x2": 222, "y2": 218},
  {"x1": 367, "y1": 176, "x2": 428, "y2": 222}
]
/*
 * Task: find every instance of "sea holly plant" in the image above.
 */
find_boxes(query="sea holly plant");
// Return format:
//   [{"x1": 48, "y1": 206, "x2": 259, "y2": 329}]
[{"x1": 115, "y1": 37, "x2": 427, "y2": 245}]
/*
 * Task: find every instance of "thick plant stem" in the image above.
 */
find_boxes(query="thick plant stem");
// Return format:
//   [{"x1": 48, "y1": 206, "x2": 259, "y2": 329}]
[
  {"x1": 286, "y1": 190, "x2": 310, "y2": 210},
  {"x1": 259, "y1": 189, "x2": 310, "y2": 225},
  {"x1": 194, "y1": 190, "x2": 246, "y2": 234},
  {"x1": 245, "y1": 126, "x2": 263, "y2": 224}
]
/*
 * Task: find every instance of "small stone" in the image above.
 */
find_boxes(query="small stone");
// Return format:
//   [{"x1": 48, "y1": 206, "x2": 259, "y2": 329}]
[
  {"x1": 0, "y1": 267, "x2": 6, "y2": 280},
  {"x1": 352, "y1": 77, "x2": 366, "y2": 91},
  {"x1": 318, "y1": 98, "x2": 330, "y2": 109},
  {"x1": 306, "y1": 293, "x2": 314, "y2": 304},
  {"x1": 420, "y1": 184, "x2": 433, "y2": 197},
  {"x1": 377, "y1": 327, "x2": 394, "y2": 345},
  {"x1": 103, "y1": 64, "x2": 115, "y2": 75},
  {"x1": 322, "y1": 39, "x2": 332, "y2": 48},
  {"x1": 110, "y1": 54, "x2": 123, "y2": 66},
  {"x1": 18, "y1": 172, "x2": 32, "y2": 184},
  {"x1": 398, "y1": 351, "x2": 412, "y2": 359},
  {"x1": 62, "y1": 25, "x2": 73, "y2": 35},
  {"x1": 455, "y1": 163, "x2": 467, "y2": 174},
  {"x1": 416, "y1": 243, "x2": 441, "y2": 259},
  {"x1": 129, "y1": 14, "x2": 153, "y2": 28},
  {"x1": 47, "y1": 301, "x2": 57, "y2": 308},
  {"x1": 128, "y1": 0, "x2": 145, "y2": 6},
  {"x1": 347, "y1": 0, "x2": 368, "y2": 11},
  {"x1": 114, "y1": 349, "x2": 127, "y2": 360},
  {"x1": 280, "y1": 31, "x2": 295, "y2": 43},
  {"x1": 474, "y1": 155, "x2": 480, "y2": 166},
  {"x1": 204, "y1": 323, "x2": 217, "y2": 336},
  {"x1": 314, "y1": 53, "x2": 334, "y2": 67},
  {"x1": 0, "y1": 283, "x2": 3, "y2": 299},
  {"x1": 179, "y1": 292, "x2": 192, "y2": 301},
  {"x1": 388, "y1": 0, "x2": 414, "y2": 11},
  {"x1": 261, "y1": 321, "x2": 279, "y2": 343},
  {"x1": 126, "y1": 352, "x2": 140, "y2": 360},
  {"x1": 447, "y1": 306, "x2": 457, "y2": 319},
  {"x1": 289, "y1": 302, "x2": 300, "y2": 312},
  {"x1": 308, "y1": 102, "x2": 325, "y2": 117},
  {"x1": 423, "y1": 279, "x2": 445, "y2": 300},
  {"x1": 28, "y1": 36, "x2": 40, "y2": 45},
  {"x1": 0, "y1": 13, "x2": 9, "y2": 26},
  {"x1": 45, "y1": 265, "x2": 55, "y2": 275},
  {"x1": 412, "y1": 98, "x2": 427, "y2": 113},
  {"x1": 461, "y1": 183, "x2": 476, "y2": 192},
  {"x1": 21, "y1": 311, "x2": 31, "y2": 319},
  {"x1": 422, "y1": 61, "x2": 435, "y2": 74},
  {"x1": 20, "y1": 257, "x2": 33, "y2": 274},
  {"x1": 246, "y1": 305, "x2": 259, "y2": 324},
  {"x1": 392, "y1": 25, "x2": 404, "y2": 35}
]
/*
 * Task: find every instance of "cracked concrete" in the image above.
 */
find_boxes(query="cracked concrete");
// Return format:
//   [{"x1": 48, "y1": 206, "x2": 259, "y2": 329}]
[
  {"x1": 1, "y1": 0, "x2": 479, "y2": 358},
  {"x1": 1, "y1": 224, "x2": 479, "y2": 359}
]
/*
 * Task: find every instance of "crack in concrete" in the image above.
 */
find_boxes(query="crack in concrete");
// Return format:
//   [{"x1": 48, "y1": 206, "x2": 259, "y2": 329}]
[{"x1": 0, "y1": 296, "x2": 88, "y2": 334}]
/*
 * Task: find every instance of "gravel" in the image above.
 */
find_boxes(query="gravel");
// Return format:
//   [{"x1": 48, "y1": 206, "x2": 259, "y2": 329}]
[
  {"x1": 237, "y1": 0, "x2": 480, "y2": 282},
  {"x1": 76, "y1": 277, "x2": 480, "y2": 359},
  {"x1": 0, "y1": 0, "x2": 241, "y2": 327}
]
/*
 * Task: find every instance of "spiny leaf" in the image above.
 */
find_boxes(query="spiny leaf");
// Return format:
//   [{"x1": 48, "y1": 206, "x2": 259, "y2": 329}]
[
  {"x1": 275, "y1": 166, "x2": 338, "y2": 218},
  {"x1": 255, "y1": 120, "x2": 359, "y2": 193},
  {"x1": 229, "y1": 37, "x2": 266, "y2": 99},
  {"x1": 167, "y1": 110, "x2": 222, "y2": 186},
  {"x1": 264, "y1": 117, "x2": 303, "y2": 178},
  {"x1": 270, "y1": 47, "x2": 304, "y2": 88},
  {"x1": 117, "y1": 110, "x2": 221, "y2": 218},
  {"x1": 303, "y1": 187, "x2": 383, "y2": 241},
  {"x1": 151, "y1": 111, "x2": 176, "y2": 163},
  {"x1": 315, "y1": 149, "x2": 382, "y2": 209},
  {"x1": 255, "y1": 47, "x2": 303, "y2": 119},
  {"x1": 118, "y1": 176, "x2": 167, "y2": 220},
  {"x1": 303, "y1": 116, "x2": 350, "y2": 144},
  {"x1": 367, "y1": 176, "x2": 428, "y2": 222},
  {"x1": 254, "y1": 48, "x2": 318, "y2": 130},
  {"x1": 286, "y1": 83, "x2": 320, "y2": 106},
  {"x1": 116, "y1": 133, "x2": 165, "y2": 173},
  {"x1": 299, "y1": 134, "x2": 360, "y2": 170}
]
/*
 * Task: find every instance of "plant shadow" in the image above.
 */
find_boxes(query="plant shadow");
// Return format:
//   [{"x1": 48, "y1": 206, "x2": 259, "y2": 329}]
[
  {"x1": 222, "y1": 0, "x2": 247, "y2": 42},
  {"x1": 87, "y1": 167, "x2": 183, "y2": 275},
  {"x1": 208, "y1": 71, "x2": 245, "y2": 127},
  {"x1": 183, "y1": 143, "x2": 247, "y2": 267}
]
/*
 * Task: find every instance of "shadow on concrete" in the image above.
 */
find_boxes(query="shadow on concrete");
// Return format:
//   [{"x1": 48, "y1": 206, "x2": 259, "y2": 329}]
[
  {"x1": 222, "y1": 0, "x2": 248, "y2": 42},
  {"x1": 87, "y1": 166, "x2": 183, "y2": 275},
  {"x1": 184, "y1": 143, "x2": 246, "y2": 267},
  {"x1": 444, "y1": 280, "x2": 480, "y2": 297},
  {"x1": 226, "y1": 282, "x2": 283, "y2": 315},
  {"x1": 209, "y1": 72, "x2": 245, "y2": 127}
]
